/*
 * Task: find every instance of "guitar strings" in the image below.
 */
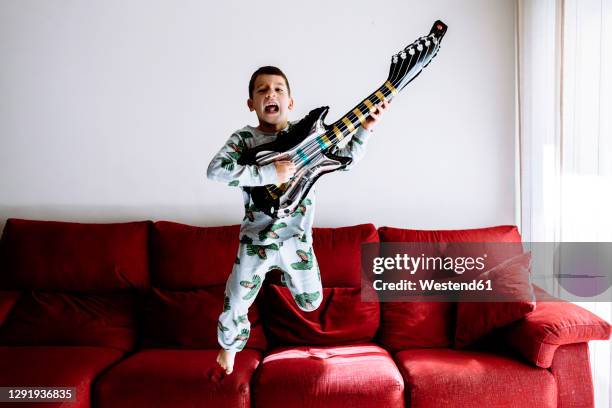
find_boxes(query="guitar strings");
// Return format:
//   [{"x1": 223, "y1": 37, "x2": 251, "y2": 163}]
[
  {"x1": 271, "y1": 31, "x2": 444, "y2": 210},
  {"x1": 293, "y1": 34, "x2": 438, "y2": 166},
  {"x1": 300, "y1": 35, "x2": 434, "y2": 160},
  {"x1": 327, "y1": 33, "x2": 439, "y2": 141},
  {"x1": 292, "y1": 46, "x2": 417, "y2": 164}
]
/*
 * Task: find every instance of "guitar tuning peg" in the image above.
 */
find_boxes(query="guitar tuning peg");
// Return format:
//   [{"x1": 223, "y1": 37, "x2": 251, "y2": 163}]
[
  {"x1": 417, "y1": 44, "x2": 423, "y2": 51},
  {"x1": 408, "y1": 48, "x2": 416, "y2": 55},
  {"x1": 400, "y1": 51, "x2": 407, "y2": 59},
  {"x1": 392, "y1": 55, "x2": 398, "y2": 63},
  {"x1": 432, "y1": 37, "x2": 438, "y2": 44},
  {"x1": 425, "y1": 40, "x2": 431, "y2": 46}
]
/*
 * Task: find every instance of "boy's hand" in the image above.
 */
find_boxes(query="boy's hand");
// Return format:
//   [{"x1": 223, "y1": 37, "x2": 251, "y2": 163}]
[
  {"x1": 274, "y1": 160, "x2": 296, "y2": 183},
  {"x1": 362, "y1": 99, "x2": 392, "y2": 131}
]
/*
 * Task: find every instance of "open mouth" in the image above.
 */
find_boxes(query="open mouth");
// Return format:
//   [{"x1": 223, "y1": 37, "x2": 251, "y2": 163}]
[{"x1": 264, "y1": 103, "x2": 279, "y2": 114}]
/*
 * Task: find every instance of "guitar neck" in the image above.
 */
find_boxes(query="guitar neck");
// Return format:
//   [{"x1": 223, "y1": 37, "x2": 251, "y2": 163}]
[{"x1": 320, "y1": 80, "x2": 398, "y2": 148}]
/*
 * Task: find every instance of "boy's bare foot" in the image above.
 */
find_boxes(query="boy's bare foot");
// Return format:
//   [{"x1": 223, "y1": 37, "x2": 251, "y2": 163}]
[{"x1": 216, "y1": 349, "x2": 236, "y2": 375}]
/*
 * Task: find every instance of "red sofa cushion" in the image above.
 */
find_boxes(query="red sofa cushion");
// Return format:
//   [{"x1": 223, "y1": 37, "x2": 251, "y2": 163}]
[
  {"x1": 0, "y1": 218, "x2": 150, "y2": 291},
  {"x1": 379, "y1": 225, "x2": 521, "y2": 244},
  {"x1": 0, "y1": 346, "x2": 125, "y2": 408},
  {"x1": 150, "y1": 221, "x2": 239, "y2": 289},
  {"x1": 454, "y1": 252, "x2": 536, "y2": 348},
  {"x1": 377, "y1": 225, "x2": 523, "y2": 350},
  {"x1": 141, "y1": 286, "x2": 267, "y2": 351},
  {"x1": 0, "y1": 290, "x2": 21, "y2": 326},
  {"x1": 312, "y1": 223, "x2": 379, "y2": 287},
  {"x1": 253, "y1": 343, "x2": 404, "y2": 408},
  {"x1": 94, "y1": 348, "x2": 261, "y2": 408},
  {"x1": 262, "y1": 285, "x2": 379, "y2": 346},
  {"x1": 260, "y1": 224, "x2": 380, "y2": 346},
  {"x1": 376, "y1": 302, "x2": 456, "y2": 352},
  {"x1": 147, "y1": 222, "x2": 268, "y2": 351},
  {"x1": 395, "y1": 348, "x2": 557, "y2": 408},
  {"x1": 379, "y1": 225, "x2": 523, "y2": 270},
  {"x1": 0, "y1": 292, "x2": 137, "y2": 352}
]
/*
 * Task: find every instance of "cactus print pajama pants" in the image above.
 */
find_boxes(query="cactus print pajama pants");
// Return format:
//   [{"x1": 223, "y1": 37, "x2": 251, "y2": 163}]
[{"x1": 217, "y1": 237, "x2": 323, "y2": 352}]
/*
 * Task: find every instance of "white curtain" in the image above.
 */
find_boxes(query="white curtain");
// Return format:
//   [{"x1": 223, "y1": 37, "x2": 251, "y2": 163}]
[{"x1": 516, "y1": 0, "x2": 612, "y2": 406}]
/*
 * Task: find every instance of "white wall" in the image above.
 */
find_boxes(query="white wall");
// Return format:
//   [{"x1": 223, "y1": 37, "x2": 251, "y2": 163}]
[{"x1": 0, "y1": 0, "x2": 517, "y2": 231}]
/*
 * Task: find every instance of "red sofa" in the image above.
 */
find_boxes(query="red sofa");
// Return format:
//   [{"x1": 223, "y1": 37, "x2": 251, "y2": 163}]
[{"x1": 0, "y1": 218, "x2": 609, "y2": 408}]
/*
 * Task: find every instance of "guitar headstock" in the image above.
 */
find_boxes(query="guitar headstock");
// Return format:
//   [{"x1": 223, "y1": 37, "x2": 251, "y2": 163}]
[{"x1": 387, "y1": 20, "x2": 448, "y2": 93}]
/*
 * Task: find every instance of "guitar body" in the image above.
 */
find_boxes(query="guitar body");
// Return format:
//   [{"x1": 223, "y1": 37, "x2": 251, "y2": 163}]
[
  {"x1": 239, "y1": 20, "x2": 448, "y2": 218},
  {"x1": 239, "y1": 106, "x2": 352, "y2": 218}
]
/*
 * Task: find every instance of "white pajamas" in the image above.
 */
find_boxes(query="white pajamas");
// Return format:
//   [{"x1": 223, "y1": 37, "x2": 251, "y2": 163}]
[{"x1": 207, "y1": 121, "x2": 371, "y2": 352}]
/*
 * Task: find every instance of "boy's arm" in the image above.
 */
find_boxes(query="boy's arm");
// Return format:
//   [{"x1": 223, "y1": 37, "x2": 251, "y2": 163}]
[
  {"x1": 329, "y1": 126, "x2": 373, "y2": 171},
  {"x1": 207, "y1": 132, "x2": 277, "y2": 187}
]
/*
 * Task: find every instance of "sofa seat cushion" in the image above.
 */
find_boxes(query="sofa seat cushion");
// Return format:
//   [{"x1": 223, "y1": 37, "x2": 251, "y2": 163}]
[
  {"x1": 94, "y1": 348, "x2": 261, "y2": 408},
  {"x1": 395, "y1": 348, "x2": 557, "y2": 408},
  {"x1": 0, "y1": 346, "x2": 125, "y2": 408},
  {"x1": 252, "y1": 343, "x2": 404, "y2": 408}
]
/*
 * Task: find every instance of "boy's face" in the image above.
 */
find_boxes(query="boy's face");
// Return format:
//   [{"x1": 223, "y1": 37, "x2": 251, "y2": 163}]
[{"x1": 248, "y1": 74, "x2": 293, "y2": 128}]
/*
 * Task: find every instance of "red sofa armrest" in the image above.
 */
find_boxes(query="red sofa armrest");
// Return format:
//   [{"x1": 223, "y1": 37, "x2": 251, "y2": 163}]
[
  {"x1": 549, "y1": 343, "x2": 596, "y2": 407},
  {"x1": 0, "y1": 291, "x2": 21, "y2": 328},
  {"x1": 502, "y1": 287, "x2": 611, "y2": 368}
]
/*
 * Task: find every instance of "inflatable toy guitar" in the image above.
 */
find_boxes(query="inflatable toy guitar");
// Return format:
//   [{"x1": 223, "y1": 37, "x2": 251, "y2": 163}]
[{"x1": 238, "y1": 20, "x2": 448, "y2": 218}]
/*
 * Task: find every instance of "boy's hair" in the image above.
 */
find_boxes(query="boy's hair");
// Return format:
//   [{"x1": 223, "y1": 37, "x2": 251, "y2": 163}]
[{"x1": 248, "y1": 66, "x2": 291, "y2": 99}]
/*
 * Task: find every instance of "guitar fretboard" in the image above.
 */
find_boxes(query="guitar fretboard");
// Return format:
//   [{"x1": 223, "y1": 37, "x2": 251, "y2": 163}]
[{"x1": 314, "y1": 80, "x2": 398, "y2": 150}]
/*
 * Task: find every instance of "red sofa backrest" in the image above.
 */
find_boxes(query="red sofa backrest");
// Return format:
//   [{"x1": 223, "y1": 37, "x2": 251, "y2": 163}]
[
  {"x1": 149, "y1": 222, "x2": 239, "y2": 289},
  {"x1": 260, "y1": 223, "x2": 381, "y2": 347},
  {"x1": 376, "y1": 225, "x2": 523, "y2": 351},
  {"x1": 0, "y1": 218, "x2": 150, "y2": 291},
  {"x1": 0, "y1": 218, "x2": 526, "y2": 355},
  {"x1": 142, "y1": 221, "x2": 267, "y2": 350},
  {"x1": 0, "y1": 218, "x2": 150, "y2": 352}
]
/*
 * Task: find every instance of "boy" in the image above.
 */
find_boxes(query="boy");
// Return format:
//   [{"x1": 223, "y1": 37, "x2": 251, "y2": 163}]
[{"x1": 207, "y1": 66, "x2": 389, "y2": 375}]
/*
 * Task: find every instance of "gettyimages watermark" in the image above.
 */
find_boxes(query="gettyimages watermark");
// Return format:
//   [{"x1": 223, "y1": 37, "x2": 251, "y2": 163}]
[{"x1": 360, "y1": 242, "x2": 612, "y2": 302}]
